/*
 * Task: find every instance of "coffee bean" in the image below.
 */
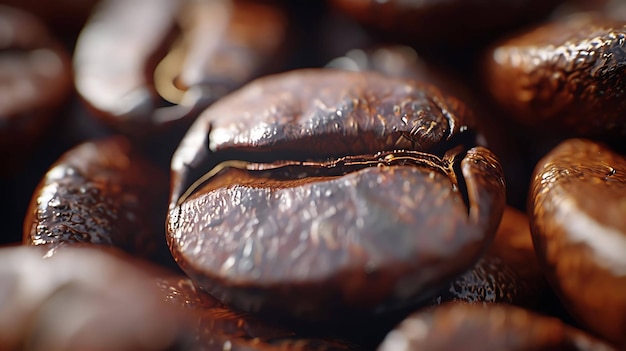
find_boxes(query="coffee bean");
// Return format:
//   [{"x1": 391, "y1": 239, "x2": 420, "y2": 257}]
[
  {"x1": 74, "y1": 0, "x2": 288, "y2": 134},
  {"x1": 0, "y1": 246, "x2": 195, "y2": 351},
  {"x1": 23, "y1": 136, "x2": 169, "y2": 262},
  {"x1": 483, "y1": 14, "x2": 626, "y2": 137},
  {"x1": 325, "y1": 45, "x2": 531, "y2": 209},
  {"x1": 377, "y1": 302, "x2": 617, "y2": 351},
  {"x1": 6, "y1": 2, "x2": 625, "y2": 349},
  {"x1": 167, "y1": 69, "x2": 506, "y2": 321},
  {"x1": 529, "y1": 138, "x2": 626, "y2": 348},
  {"x1": 432, "y1": 207, "x2": 548, "y2": 307}
]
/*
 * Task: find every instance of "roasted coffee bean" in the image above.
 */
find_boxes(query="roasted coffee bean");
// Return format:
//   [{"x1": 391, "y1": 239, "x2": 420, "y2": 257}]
[
  {"x1": 22, "y1": 136, "x2": 169, "y2": 262},
  {"x1": 377, "y1": 302, "x2": 617, "y2": 351},
  {"x1": 158, "y1": 277, "x2": 364, "y2": 351},
  {"x1": 528, "y1": 138, "x2": 626, "y2": 348},
  {"x1": 0, "y1": 5, "x2": 71, "y2": 167},
  {"x1": 483, "y1": 14, "x2": 626, "y2": 137},
  {"x1": 74, "y1": 0, "x2": 288, "y2": 134},
  {"x1": 167, "y1": 69, "x2": 506, "y2": 321},
  {"x1": 323, "y1": 45, "x2": 505, "y2": 151},
  {"x1": 0, "y1": 246, "x2": 195, "y2": 351},
  {"x1": 432, "y1": 207, "x2": 548, "y2": 307},
  {"x1": 329, "y1": 0, "x2": 563, "y2": 44},
  {"x1": 325, "y1": 45, "x2": 531, "y2": 209}
]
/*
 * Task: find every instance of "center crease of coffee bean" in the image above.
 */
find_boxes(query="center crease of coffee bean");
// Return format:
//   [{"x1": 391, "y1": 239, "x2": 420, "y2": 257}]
[{"x1": 176, "y1": 146, "x2": 466, "y2": 207}]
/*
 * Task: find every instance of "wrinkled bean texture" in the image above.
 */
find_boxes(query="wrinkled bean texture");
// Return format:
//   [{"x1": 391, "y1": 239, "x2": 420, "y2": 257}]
[
  {"x1": 168, "y1": 69, "x2": 506, "y2": 321},
  {"x1": 23, "y1": 136, "x2": 169, "y2": 260},
  {"x1": 2, "y1": 0, "x2": 626, "y2": 350},
  {"x1": 483, "y1": 15, "x2": 626, "y2": 137}
]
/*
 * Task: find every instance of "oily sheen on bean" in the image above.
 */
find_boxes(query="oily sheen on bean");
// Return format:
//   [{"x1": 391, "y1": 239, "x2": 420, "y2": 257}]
[
  {"x1": 167, "y1": 69, "x2": 506, "y2": 321},
  {"x1": 529, "y1": 138, "x2": 626, "y2": 348},
  {"x1": 0, "y1": 246, "x2": 195, "y2": 351},
  {"x1": 23, "y1": 136, "x2": 168, "y2": 260},
  {"x1": 483, "y1": 14, "x2": 626, "y2": 137},
  {"x1": 377, "y1": 303, "x2": 617, "y2": 351},
  {"x1": 73, "y1": 0, "x2": 288, "y2": 133}
]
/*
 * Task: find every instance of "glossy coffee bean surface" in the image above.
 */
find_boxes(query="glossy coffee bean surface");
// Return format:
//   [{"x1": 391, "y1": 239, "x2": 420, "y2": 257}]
[
  {"x1": 74, "y1": 0, "x2": 288, "y2": 134},
  {"x1": 483, "y1": 14, "x2": 626, "y2": 137},
  {"x1": 529, "y1": 138, "x2": 626, "y2": 347},
  {"x1": 23, "y1": 136, "x2": 168, "y2": 260},
  {"x1": 168, "y1": 69, "x2": 506, "y2": 321},
  {"x1": 377, "y1": 303, "x2": 616, "y2": 351},
  {"x1": 5, "y1": 1, "x2": 626, "y2": 349}
]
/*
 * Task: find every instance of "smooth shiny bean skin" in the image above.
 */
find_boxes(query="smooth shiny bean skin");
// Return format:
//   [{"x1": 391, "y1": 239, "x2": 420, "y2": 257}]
[
  {"x1": 529, "y1": 138, "x2": 626, "y2": 348},
  {"x1": 6, "y1": 2, "x2": 626, "y2": 350},
  {"x1": 168, "y1": 69, "x2": 506, "y2": 322},
  {"x1": 74, "y1": 0, "x2": 288, "y2": 135},
  {"x1": 73, "y1": 0, "x2": 181, "y2": 131},
  {"x1": 377, "y1": 303, "x2": 617, "y2": 351}
]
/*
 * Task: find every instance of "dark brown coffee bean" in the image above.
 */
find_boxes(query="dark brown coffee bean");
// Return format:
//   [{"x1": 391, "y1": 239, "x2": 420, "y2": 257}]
[
  {"x1": 158, "y1": 277, "x2": 364, "y2": 351},
  {"x1": 377, "y1": 303, "x2": 617, "y2": 351},
  {"x1": 325, "y1": 45, "x2": 531, "y2": 209},
  {"x1": 329, "y1": 0, "x2": 563, "y2": 43},
  {"x1": 153, "y1": 0, "x2": 288, "y2": 106},
  {"x1": 0, "y1": 246, "x2": 195, "y2": 351},
  {"x1": 483, "y1": 15, "x2": 626, "y2": 137},
  {"x1": 432, "y1": 207, "x2": 548, "y2": 307},
  {"x1": 167, "y1": 69, "x2": 506, "y2": 321},
  {"x1": 0, "y1": 6, "x2": 71, "y2": 166},
  {"x1": 528, "y1": 138, "x2": 626, "y2": 348},
  {"x1": 22, "y1": 136, "x2": 169, "y2": 261},
  {"x1": 74, "y1": 0, "x2": 288, "y2": 134}
]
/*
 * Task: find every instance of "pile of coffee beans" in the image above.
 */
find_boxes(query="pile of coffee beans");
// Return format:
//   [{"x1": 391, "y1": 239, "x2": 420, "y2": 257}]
[{"x1": 1, "y1": 0, "x2": 625, "y2": 350}]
